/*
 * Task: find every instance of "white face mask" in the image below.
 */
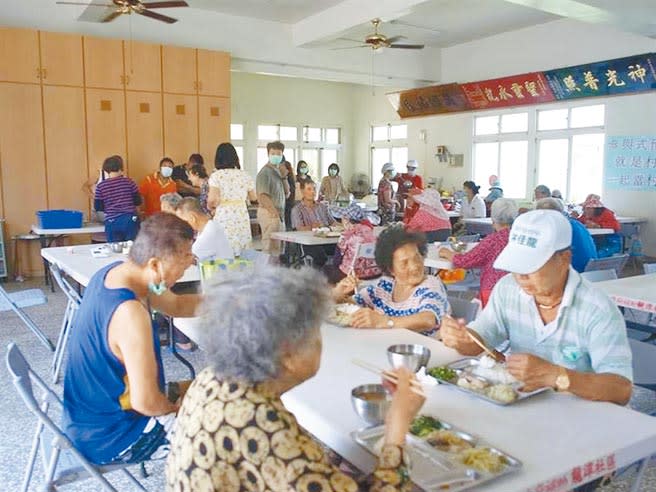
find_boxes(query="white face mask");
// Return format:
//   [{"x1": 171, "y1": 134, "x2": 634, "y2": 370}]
[
  {"x1": 160, "y1": 167, "x2": 173, "y2": 178},
  {"x1": 407, "y1": 168, "x2": 416, "y2": 176}
]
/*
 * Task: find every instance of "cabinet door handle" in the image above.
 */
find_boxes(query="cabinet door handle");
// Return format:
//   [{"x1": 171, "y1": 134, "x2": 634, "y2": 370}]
[
  {"x1": 36, "y1": 67, "x2": 41, "y2": 79},
  {"x1": 120, "y1": 75, "x2": 125, "y2": 85},
  {"x1": 42, "y1": 68, "x2": 47, "y2": 80},
  {"x1": 125, "y1": 75, "x2": 130, "y2": 85}
]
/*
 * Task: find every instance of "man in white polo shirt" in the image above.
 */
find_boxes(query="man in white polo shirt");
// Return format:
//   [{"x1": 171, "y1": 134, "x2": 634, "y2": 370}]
[{"x1": 441, "y1": 209, "x2": 632, "y2": 405}]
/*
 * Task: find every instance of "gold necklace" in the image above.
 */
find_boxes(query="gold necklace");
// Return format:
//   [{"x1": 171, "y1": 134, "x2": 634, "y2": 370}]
[{"x1": 537, "y1": 298, "x2": 563, "y2": 310}]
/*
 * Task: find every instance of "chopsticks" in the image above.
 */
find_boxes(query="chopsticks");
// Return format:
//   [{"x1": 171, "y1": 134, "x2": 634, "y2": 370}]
[
  {"x1": 444, "y1": 314, "x2": 505, "y2": 363},
  {"x1": 352, "y1": 359, "x2": 427, "y2": 397}
]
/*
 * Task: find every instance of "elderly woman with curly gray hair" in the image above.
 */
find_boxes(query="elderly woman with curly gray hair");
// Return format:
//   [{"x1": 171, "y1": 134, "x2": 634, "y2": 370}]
[
  {"x1": 334, "y1": 225, "x2": 450, "y2": 336},
  {"x1": 166, "y1": 266, "x2": 425, "y2": 492}
]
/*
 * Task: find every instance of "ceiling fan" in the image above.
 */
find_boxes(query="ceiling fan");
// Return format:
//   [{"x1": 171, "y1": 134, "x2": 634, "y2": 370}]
[
  {"x1": 335, "y1": 19, "x2": 425, "y2": 51},
  {"x1": 55, "y1": 0, "x2": 189, "y2": 24}
]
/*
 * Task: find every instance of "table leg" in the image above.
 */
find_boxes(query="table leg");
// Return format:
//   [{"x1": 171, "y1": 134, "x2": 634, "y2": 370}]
[
  {"x1": 167, "y1": 317, "x2": 195, "y2": 379},
  {"x1": 38, "y1": 235, "x2": 55, "y2": 292},
  {"x1": 629, "y1": 457, "x2": 648, "y2": 492}
]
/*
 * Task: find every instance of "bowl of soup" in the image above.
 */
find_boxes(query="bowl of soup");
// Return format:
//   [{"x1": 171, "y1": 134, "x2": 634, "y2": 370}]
[
  {"x1": 351, "y1": 384, "x2": 390, "y2": 425},
  {"x1": 387, "y1": 344, "x2": 431, "y2": 372}
]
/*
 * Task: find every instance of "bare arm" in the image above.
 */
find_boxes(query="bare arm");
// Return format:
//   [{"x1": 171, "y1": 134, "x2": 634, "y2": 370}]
[
  {"x1": 440, "y1": 316, "x2": 486, "y2": 355},
  {"x1": 108, "y1": 301, "x2": 177, "y2": 416},
  {"x1": 149, "y1": 290, "x2": 202, "y2": 318},
  {"x1": 175, "y1": 179, "x2": 200, "y2": 196},
  {"x1": 351, "y1": 308, "x2": 436, "y2": 332},
  {"x1": 247, "y1": 189, "x2": 257, "y2": 202},
  {"x1": 207, "y1": 186, "x2": 220, "y2": 212},
  {"x1": 258, "y1": 193, "x2": 279, "y2": 218}
]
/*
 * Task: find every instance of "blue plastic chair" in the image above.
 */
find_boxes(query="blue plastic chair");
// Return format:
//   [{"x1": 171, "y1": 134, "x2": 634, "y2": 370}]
[{"x1": 6, "y1": 343, "x2": 147, "y2": 492}]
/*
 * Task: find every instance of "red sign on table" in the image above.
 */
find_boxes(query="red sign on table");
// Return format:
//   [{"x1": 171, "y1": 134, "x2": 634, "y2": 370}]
[{"x1": 460, "y1": 72, "x2": 556, "y2": 110}]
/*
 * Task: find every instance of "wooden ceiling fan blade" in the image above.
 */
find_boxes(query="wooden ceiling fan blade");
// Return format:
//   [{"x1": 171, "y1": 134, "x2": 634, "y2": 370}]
[
  {"x1": 138, "y1": 9, "x2": 178, "y2": 23},
  {"x1": 101, "y1": 9, "x2": 124, "y2": 22},
  {"x1": 141, "y1": 1, "x2": 189, "y2": 8},
  {"x1": 389, "y1": 44, "x2": 425, "y2": 49}
]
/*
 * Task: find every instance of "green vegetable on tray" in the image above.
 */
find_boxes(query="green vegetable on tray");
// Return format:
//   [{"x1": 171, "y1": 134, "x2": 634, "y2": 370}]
[
  {"x1": 427, "y1": 366, "x2": 457, "y2": 382},
  {"x1": 410, "y1": 415, "x2": 443, "y2": 437}
]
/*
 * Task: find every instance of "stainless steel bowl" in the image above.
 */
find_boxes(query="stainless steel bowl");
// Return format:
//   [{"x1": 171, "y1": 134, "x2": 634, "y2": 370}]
[
  {"x1": 387, "y1": 344, "x2": 431, "y2": 372},
  {"x1": 351, "y1": 384, "x2": 390, "y2": 426},
  {"x1": 109, "y1": 242, "x2": 124, "y2": 253}
]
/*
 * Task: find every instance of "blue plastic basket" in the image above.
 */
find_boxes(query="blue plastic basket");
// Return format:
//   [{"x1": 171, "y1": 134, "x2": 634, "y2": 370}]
[{"x1": 36, "y1": 210, "x2": 83, "y2": 229}]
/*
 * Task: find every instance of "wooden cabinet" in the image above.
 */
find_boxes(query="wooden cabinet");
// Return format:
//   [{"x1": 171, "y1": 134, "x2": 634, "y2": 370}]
[
  {"x1": 123, "y1": 41, "x2": 161, "y2": 92},
  {"x1": 163, "y1": 93, "x2": 198, "y2": 165},
  {"x1": 0, "y1": 83, "x2": 48, "y2": 272},
  {"x1": 126, "y1": 91, "x2": 163, "y2": 183},
  {"x1": 42, "y1": 86, "x2": 88, "y2": 212},
  {"x1": 198, "y1": 96, "x2": 230, "y2": 163},
  {"x1": 162, "y1": 45, "x2": 196, "y2": 94},
  {"x1": 84, "y1": 37, "x2": 124, "y2": 90},
  {"x1": 86, "y1": 89, "x2": 127, "y2": 176},
  {"x1": 0, "y1": 28, "x2": 40, "y2": 84},
  {"x1": 39, "y1": 32, "x2": 84, "y2": 86},
  {"x1": 197, "y1": 49, "x2": 230, "y2": 97}
]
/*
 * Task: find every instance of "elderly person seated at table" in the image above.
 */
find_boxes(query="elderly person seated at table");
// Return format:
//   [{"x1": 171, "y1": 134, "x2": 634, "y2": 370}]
[
  {"x1": 439, "y1": 198, "x2": 517, "y2": 307},
  {"x1": 441, "y1": 210, "x2": 633, "y2": 405},
  {"x1": 325, "y1": 202, "x2": 382, "y2": 283},
  {"x1": 63, "y1": 214, "x2": 200, "y2": 465},
  {"x1": 160, "y1": 192, "x2": 183, "y2": 214},
  {"x1": 575, "y1": 194, "x2": 621, "y2": 232},
  {"x1": 404, "y1": 188, "x2": 452, "y2": 243},
  {"x1": 166, "y1": 267, "x2": 424, "y2": 492},
  {"x1": 334, "y1": 225, "x2": 449, "y2": 336},
  {"x1": 176, "y1": 197, "x2": 233, "y2": 262},
  {"x1": 536, "y1": 197, "x2": 597, "y2": 273},
  {"x1": 289, "y1": 180, "x2": 336, "y2": 268}
]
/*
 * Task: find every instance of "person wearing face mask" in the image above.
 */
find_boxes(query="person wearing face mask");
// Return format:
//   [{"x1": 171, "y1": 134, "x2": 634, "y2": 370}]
[
  {"x1": 256, "y1": 141, "x2": 287, "y2": 256},
  {"x1": 295, "y1": 159, "x2": 314, "y2": 200},
  {"x1": 378, "y1": 162, "x2": 401, "y2": 225},
  {"x1": 63, "y1": 214, "x2": 201, "y2": 466},
  {"x1": 319, "y1": 162, "x2": 347, "y2": 203},
  {"x1": 395, "y1": 159, "x2": 424, "y2": 221},
  {"x1": 139, "y1": 157, "x2": 178, "y2": 217}
]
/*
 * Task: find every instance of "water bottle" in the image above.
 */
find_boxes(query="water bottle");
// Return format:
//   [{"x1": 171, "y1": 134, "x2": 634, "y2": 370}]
[{"x1": 630, "y1": 235, "x2": 643, "y2": 257}]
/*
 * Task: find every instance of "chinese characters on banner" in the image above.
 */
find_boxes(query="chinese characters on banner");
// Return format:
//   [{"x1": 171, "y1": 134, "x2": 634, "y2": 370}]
[
  {"x1": 544, "y1": 53, "x2": 656, "y2": 100},
  {"x1": 388, "y1": 52, "x2": 655, "y2": 118},
  {"x1": 460, "y1": 72, "x2": 555, "y2": 109},
  {"x1": 605, "y1": 135, "x2": 656, "y2": 191},
  {"x1": 387, "y1": 83, "x2": 470, "y2": 118},
  {"x1": 527, "y1": 454, "x2": 617, "y2": 492}
]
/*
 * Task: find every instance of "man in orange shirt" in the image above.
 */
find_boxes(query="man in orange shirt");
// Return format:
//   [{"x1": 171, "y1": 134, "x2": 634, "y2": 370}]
[{"x1": 139, "y1": 157, "x2": 178, "y2": 217}]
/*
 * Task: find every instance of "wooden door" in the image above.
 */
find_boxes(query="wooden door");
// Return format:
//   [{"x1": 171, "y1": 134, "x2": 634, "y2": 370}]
[
  {"x1": 0, "y1": 83, "x2": 47, "y2": 273},
  {"x1": 197, "y1": 49, "x2": 230, "y2": 97},
  {"x1": 162, "y1": 45, "x2": 196, "y2": 94},
  {"x1": 198, "y1": 96, "x2": 230, "y2": 164},
  {"x1": 39, "y1": 31, "x2": 84, "y2": 86},
  {"x1": 83, "y1": 36, "x2": 124, "y2": 90},
  {"x1": 43, "y1": 86, "x2": 88, "y2": 213},
  {"x1": 86, "y1": 89, "x2": 127, "y2": 177},
  {"x1": 0, "y1": 28, "x2": 40, "y2": 84},
  {"x1": 126, "y1": 91, "x2": 163, "y2": 183},
  {"x1": 123, "y1": 40, "x2": 161, "y2": 92},
  {"x1": 163, "y1": 93, "x2": 198, "y2": 165}
]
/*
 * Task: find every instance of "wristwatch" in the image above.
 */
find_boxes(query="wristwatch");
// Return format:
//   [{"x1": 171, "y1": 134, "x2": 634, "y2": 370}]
[
  {"x1": 555, "y1": 367, "x2": 571, "y2": 392},
  {"x1": 386, "y1": 317, "x2": 395, "y2": 329}
]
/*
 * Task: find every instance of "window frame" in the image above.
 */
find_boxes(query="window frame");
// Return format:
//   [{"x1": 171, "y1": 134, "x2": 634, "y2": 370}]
[{"x1": 370, "y1": 123, "x2": 408, "y2": 189}]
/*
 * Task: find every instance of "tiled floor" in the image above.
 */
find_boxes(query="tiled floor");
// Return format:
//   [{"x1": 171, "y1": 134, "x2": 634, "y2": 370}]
[{"x1": 0, "y1": 273, "x2": 654, "y2": 491}]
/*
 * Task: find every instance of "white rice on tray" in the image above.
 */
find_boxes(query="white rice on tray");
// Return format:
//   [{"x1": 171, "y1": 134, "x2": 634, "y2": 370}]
[{"x1": 470, "y1": 355, "x2": 518, "y2": 385}]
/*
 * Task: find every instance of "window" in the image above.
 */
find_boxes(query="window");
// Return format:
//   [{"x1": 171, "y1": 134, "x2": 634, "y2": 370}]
[
  {"x1": 231, "y1": 123, "x2": 244, "y2": 167},
  {"x1": 473, "y1": 112, "x2": 529, "y2": 199},
  {"x1": 472, "y1": 104, "x2": 605, "y2": 201},
  {"x1": 256, "y1": 125, "x2": 342, "y2": 174},
  {"x1": 370, "y1": 124, "x2": 408, "y2": 189}
]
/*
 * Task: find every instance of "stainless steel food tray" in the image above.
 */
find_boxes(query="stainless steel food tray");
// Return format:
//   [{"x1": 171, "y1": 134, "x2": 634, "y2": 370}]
[
  {"x1": 431, "y1": 357, "x2": 551, "y2": 406},
  {"x1": 351, "y1": 420, "x2": 521, "y2": 492}
]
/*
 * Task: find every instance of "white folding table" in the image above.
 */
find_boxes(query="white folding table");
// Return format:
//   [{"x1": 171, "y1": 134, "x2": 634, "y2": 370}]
[{"x1": 596, "y1": 273, "x2": 656, "y2": 315}]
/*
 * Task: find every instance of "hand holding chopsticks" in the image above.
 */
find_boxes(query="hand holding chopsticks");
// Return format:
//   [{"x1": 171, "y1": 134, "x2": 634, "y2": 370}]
[
  {"x1": 352, "y1": 359, "x2": 427, "y2": 398},
  {"x1": 441, "y1": 314, "x2": 505, "y2": 363}
]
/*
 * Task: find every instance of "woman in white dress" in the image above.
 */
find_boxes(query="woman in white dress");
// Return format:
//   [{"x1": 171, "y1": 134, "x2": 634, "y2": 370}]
[{"x1": 207, "y1": 143, "x2": 257, "y2": 256}]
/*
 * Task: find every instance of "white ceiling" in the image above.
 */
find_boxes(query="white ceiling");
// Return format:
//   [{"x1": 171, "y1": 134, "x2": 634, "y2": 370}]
[
  {"x1": 1, "y1": 0, "x2": 654, "y2": 88},
  {"x1": 188, "y1": 0, "x2": 343, "y2": 24}
]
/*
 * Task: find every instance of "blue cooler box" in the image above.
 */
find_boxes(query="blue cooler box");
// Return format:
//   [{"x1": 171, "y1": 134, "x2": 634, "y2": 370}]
[{"x1": 36, "y1": 210, "x2": 83, "y2": 229}]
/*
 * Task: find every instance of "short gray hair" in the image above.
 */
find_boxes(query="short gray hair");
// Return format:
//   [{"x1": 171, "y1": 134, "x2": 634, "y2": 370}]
[
  {"x1": 491, "y1": 198, "x2": 518, "y2": 226},
  {"x1": 534, "y1": 184, "x2": 551, "y2": 197},
  {"x1": 536, "y1": 197, "x2": 564, "y2": 212},
  {"x1": 199, "y1": 266, "x2": 331, "y2": 383},
  {"x1": 160, "y1": 192, "x2": 183, "y2": 209}
]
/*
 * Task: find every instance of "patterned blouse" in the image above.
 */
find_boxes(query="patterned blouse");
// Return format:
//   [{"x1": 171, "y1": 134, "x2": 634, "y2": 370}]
[
  {"x1": 354, "y1": 276, "x2": 449, "y2": 336},
  {"x1": 452, "y1": 227, "x2": 510, "y2": 294},
  {"x1": 199, "y1": 180, "x2": 210, "y2": 215},
  {"x1": 291, "y1": 201, "x2": 336, "y2": 230},
  {"x1": 166, "y1": 367, "x2": 410, "y2": 492},
  {"x1": 337, "y1": 223, "x2": 382, "y2": 279}
]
